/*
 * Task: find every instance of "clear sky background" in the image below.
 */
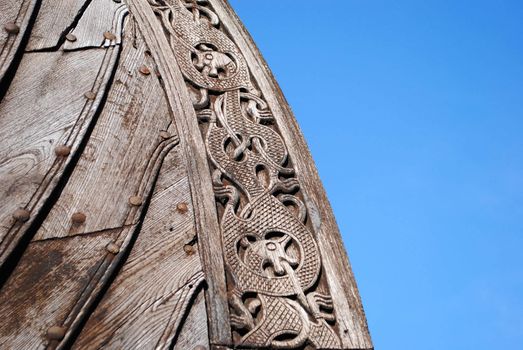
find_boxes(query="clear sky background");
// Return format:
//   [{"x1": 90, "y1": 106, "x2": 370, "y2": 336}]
[{"x1": 229, "y1": 1, "x2": 523, "y2": 349}]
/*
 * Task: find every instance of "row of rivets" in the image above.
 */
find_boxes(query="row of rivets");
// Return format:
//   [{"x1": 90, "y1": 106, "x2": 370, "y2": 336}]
[{"x1": 13, "y1": 129, "x2": 173, "y2": 226}]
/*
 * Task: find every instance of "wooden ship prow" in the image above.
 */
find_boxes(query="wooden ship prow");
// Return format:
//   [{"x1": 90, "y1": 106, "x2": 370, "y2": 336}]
[{"x1": 0, "y1": 1, "x2": 372, "y2": 349}]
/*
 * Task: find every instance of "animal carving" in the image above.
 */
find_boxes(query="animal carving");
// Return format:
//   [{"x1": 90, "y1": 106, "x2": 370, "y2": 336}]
[{"x1": 193, "y1": 44, "x2": 237, "y2": 78}]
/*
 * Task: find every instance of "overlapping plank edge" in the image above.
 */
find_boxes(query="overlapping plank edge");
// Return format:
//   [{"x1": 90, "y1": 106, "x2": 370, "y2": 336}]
[
  {"x1": 0, "y1": 2, "x2": 126, "y2": 269},
  {"x1": 0, "y1": 0, "x2": 38, "y2": 83}
]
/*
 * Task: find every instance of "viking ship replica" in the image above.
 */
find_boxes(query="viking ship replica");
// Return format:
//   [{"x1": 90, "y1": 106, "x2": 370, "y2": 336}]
[{"x1": 0, "y1": 0, "x2": 371, "y2": 348}]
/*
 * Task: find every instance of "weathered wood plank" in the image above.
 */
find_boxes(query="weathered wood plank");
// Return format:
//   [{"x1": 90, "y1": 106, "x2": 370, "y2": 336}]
[
  {"x1": 34, "y1": 26, "x2": 171, "y2": 240},
  {"x1": 0, "y1": 0, "x2": 37, "y2": 82},
  {"x1": 72, "y1": 147, "x2": 205, "y2": 349},
  {"x1": 126, "y1": 0, "x2": 232, "y2": 345},
  {"x1": 210, "y1": 1, "x2": 373, "y2": 348},
  {"x1": 0, "y1": 46, "x2": 119, "y2": 267},
  {"x1": 64, "y1": 0, "x2": 127, "y2": 50},
  {"x1": 25, "y1": 0, "x2": 87, "y2": 51},
  {"x1": 173, "y1": 287, "x2": 209, "y2": 350},
  {"x1": 0, "y1": 229, "x2": 119, "y2": 349}
]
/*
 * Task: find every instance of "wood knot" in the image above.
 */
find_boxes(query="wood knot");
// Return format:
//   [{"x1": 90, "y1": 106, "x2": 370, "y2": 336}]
[
  {"x1": 12, "y1": 208, "x2": 30, "y2": 222},
  {"x1": 47, "y1": 326, "x2": 66, "y2": 340},
  {"x1": 4, "y1": 22, "x2": 19, "y2": 34},
  {"x1": 71, "y1": 212, "x2": 86, "y2": 224}
]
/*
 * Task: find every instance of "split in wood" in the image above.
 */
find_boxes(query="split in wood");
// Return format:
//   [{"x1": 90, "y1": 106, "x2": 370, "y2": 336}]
[
  {"x1": 4, "y1": 22, "x2": 19, "y2": 34},
  {"x1": 12, "y1": 209, "x2": 30, "y2": 222}
]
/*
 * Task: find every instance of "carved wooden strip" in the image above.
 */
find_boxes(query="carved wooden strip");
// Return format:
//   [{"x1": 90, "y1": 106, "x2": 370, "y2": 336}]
[
  {"x1": 0, "y1": 0, "x2": 37, "y2": 82},
  {"x1": 25, "y1": 0, "x2": 87, "y2": 51},
  {"x1": 0, "y1": 45, "x2": 119, "y2": 267},
  {"x1": 173, "y1": 287, "x2": 210, "y2": 350},
  {"x1": 126, "y1": 0, "x2": 232, "y2": 345},
  {"x1": 209, "y1": 1, "x2": 373, "y2": 348},
  {"x1": 72, "y1": 148, "x2": 204, "y2": 349},
  {"x1": 0, "y1": 229, "x2": 119, "y2": 349},
  {"x1": 63, "y1": 0, "x2": 126, "y2": 50},
  {"x1": 34, "y1": 25, "x2": 171, "y2": 240}
]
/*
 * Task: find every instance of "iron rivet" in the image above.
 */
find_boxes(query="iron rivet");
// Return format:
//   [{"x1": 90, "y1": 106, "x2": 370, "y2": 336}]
[
  {"x1": 54, "y1": 145, "x2": 71, "y2": 157},
  {"x1": 65, "y1": 33, "x2": 77, "y2": 42},
  {"x1": 159, "y1": 130, "x2": 171, "y2": 139},
  {"x1": 13, "y1": 208, "x2": 30, "y2": 222},
  {"x1": 128, "y1": 195, "x2": 143, "y2": 206},
  {"x1": 47, "y1": 326, "x2": 66, "y2": 340},
  {"x1": 113, "y1": 0, "x2": 122, "y2": 3},
  {"x1": 4, "y1": 22, "x2": 19, "y2": 34},
  {"x1": 84, "y1": 91, "x2": 96, "y2": 100},
  {"x1": 71, "y1": 212, "x2": 86, "y2": 224},
  {"x1": 103, "y1": 31, "x2": 116, "y2": 41},
  {"x1": 139, "y1": 65, "x2": 150, "y2": 75},
  {"x1": 176, "y1": 202, "x2": 188, "y2": 213},
  {"x1": 105, "y1": 242, "x2": 120, "y2": 254},
  {"x1": 183, "y1": 244, "x2": 195, "y2": 255}
]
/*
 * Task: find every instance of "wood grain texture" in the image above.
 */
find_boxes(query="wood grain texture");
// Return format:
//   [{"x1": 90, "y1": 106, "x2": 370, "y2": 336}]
[
  {"x1": 126, "y1": 0, "x2": 232, "y2": 345},
  {"x1": 210, "y1": 1, "x2": 373, "y2": 348},
  {"x1": 33, "y1": 24, "x2": 171, "y2": 240},
  {"x1": 173, "y1": 287, "x2": 210, "y2": 350},
  {"x1": 72, "y1": 148, "x2": 205, "y2": 349},
  {"x1": 0, "y1": 46, "x2": 119, "y2": 267},
  {"x1": 25, "y1": 0, "x2": 87, "y2": 51},
  {"x1": 64, "y1": 0, "x2": 127, "y2": 50},
  {"x1": 0, "y1": 229, "x2": 118, "y2": 349},
  {"x1": 0, "y1": 0, "x2": 37, "y2": 82}
]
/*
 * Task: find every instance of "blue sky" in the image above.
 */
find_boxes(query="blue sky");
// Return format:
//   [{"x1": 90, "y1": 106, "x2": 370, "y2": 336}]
[{"x1": 229, "y1": 1, "x2": 523, "y2": 348}]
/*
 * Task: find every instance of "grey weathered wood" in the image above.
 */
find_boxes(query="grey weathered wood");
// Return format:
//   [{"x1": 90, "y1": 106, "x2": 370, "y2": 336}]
[
  {"x1": 0, "y1": 0, "x2": 37, "y2": 81},
  {"x1": 25, "y1": 0, "x2": 87, "y2": 51},
  {"x1": 64, "y1": 0, "x2": 127, "y2": 50},
  {"x1": 33, "y1": 27, "x2": 171, "y2": 240},
  {"x1": 0, "y1": 46, "x2": 118, "y2": 267},
  {"x1": 173, "y1": 288, "x2": 210, "y2": 350},
  {"x1": 72, "y1": 148, "x2": 204, "y2": 349},
  {"x1": 127, "y1": 0, "x2": 232, "y2": 346}
]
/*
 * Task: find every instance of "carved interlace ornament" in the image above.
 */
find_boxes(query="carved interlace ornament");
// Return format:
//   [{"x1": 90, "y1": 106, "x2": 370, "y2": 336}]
[{"x1": 149, "y1": 1, "x2": 342, "y2": 348}]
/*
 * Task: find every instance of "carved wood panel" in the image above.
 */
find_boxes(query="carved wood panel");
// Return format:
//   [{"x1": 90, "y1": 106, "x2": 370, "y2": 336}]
[{"x1": 0, "y1": 0, "x2": 371, "y2": 349}]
